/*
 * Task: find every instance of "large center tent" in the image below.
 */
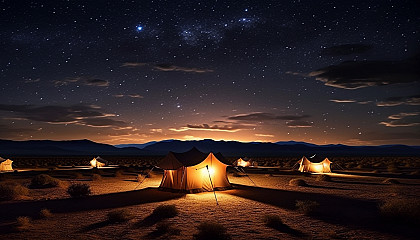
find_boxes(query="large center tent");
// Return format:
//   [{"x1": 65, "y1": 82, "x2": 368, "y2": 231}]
[{"x1": 157, "y1": 147, "x2": 231, "y2": 193}]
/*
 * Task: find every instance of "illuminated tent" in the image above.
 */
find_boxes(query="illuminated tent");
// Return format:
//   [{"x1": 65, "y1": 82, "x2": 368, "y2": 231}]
[
  {"x1": 90, "y1": 156, "x2": 107, "y2": 168},
  {"x1": 157, "y1": 147, "x2": 231, "y2": 192},
  {"x1": 0, "y1": 157, "x2": 13, "y2": 172},
  {"x1": 298, "y1": 156, "x2": 332, "y2": 173},
  {"x1": 233, "y1": 157, "x2": 255, "y2": 167}
]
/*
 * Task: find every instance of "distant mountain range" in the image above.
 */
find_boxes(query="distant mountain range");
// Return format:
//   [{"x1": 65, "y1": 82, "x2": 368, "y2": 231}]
[{"x1": 1, "y1": 138, "x2": 418, "y2": 157}]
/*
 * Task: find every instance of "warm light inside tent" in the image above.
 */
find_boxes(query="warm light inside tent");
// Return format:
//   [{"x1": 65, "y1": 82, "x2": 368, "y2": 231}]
[
  {"x1": 201, "y1": 166, "x2": 215, "y2": 176},
  {"x1": 312, "y1": 164, "x2": 324, "y2": 173},
  {"x1": 208, "y1": 166, "x2": 215, "y2": 175}
]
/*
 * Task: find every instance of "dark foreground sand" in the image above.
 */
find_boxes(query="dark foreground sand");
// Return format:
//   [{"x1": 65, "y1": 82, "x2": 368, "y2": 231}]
[{"x1": 1, "y1": 169, "x2": 419, "y2": 240}]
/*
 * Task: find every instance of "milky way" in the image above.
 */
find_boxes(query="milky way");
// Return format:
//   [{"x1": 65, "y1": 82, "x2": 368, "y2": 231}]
[{"x1": 0, "y1": 0, "x2": 419, "y2": 145}]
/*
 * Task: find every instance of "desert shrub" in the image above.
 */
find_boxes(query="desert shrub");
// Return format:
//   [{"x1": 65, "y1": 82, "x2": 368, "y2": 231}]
[
  {"x1": 154, "y1": 222, "x2": 181, "y2": 236},
  {"x1": 114, "y1": 169, "x2": 123, "y2": 177},
  {"x1": 409, "y1": 170, "x2": 420, "y2": 176},
  {"x1": 316, "y1": 174, "x2": 331, "y2": 182},
  {"x1": 30, "y1": 174, "x2": 62, "y2": 188},
  {"x1": 91, "y1": 174, "x2": 102, "y2": 181},
  {"x1": 39, "y1": 208, "x2": 53, "y2": 218},
  {"x1": 15, "y1": 216, "x2": 32, "y2": 232},
  {"x1": 0, "y1": 182, "x2": 29, "y2": 200},
  {"x1": 136, "y1": 174, "x2": 143, "y2": 182},
  {"x1": 193, "y1": 221, "x2": 231, "y2": 240},
  {"x1": 387, "y1": 164, "x2": 398, "y2": 173},
  {"x1": 152, "y1": 204, "x2": 178, "y2": 219},
  {"x1": 70, "y1": 172, "x2": 83, "y2": 179},
  {"x1": 67, "y1": 183, "x2": 91, "y2": 197},
  {"x1": 380, "y1": 198, "x2": 420, "y2": 224},
  {"x1": 107, "y1": 209, "x2": 133, "y2": 223},
  {"x1": 289, "y1": 178, "x2": 307, "y2": 187},
  {"x1": 296, "y1": 200, "x2": 319, "y2": 215},
  {"x1": 383, "y1": 178, "x2": 400, "y2": 184},
  {"x1": 263, "y1": 214, "x2": 286, "y2": 230}
]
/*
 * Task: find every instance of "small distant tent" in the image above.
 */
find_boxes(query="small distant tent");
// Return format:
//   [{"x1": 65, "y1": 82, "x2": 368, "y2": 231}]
[
  {"x1": 234, "y1": 157, "x2": 255, "y2": 167},
  {"x1": 90, "y1": 156, "x2": 107, "y2": 168},
  {"x1": 0, "y1": 157, "x2": 13, "y2": 172},
  {"x1": 157, "y1": 147, "x2": 231, "y2": 192},
  {"x1": 298, "y1": 156, "x2": 332, "y2": 173}
]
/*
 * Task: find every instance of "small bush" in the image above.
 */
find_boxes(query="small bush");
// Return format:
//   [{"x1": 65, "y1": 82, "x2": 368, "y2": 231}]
[
  {"x1": 39, "y1": 208, "x2": 53, "y2": 218},
  {"x1": 107, "y1": 209, "x2": 133, "y2": 223},
  {"x1": 0, "y1": 182, "x2": 29, "y2": 200},
  {"x1": 383, "y1": 178, "x2": 400, "y2": 184},
  {"x1": 67, "y1": 183, "x2": 91, "y2": 197},
  {"x1": 30, "y1": 174, "x2": 62, "y2": 188},
  {"x1": 263, "y1": 214, "x2": 286, "y2": 230},
  {"x1": 71, "y1": 172, "x2": 83, "y2": 179},
  {"x1": 296, "y1": 200, "x2": 319, "y2": 215},
  {"x1": 114, "y1": 170, "x2": 123, "y2": 177},
  {"x1": 91, "y1": 174, "x2": 102, "y2": 181},
  {"x1": 380, "y1": 198, "x2": 420, "y2": 224},
  {"x1": 152, "y1": 204, "x2": 179, "y2": 219},
  {"x1": 289, "y1": 178, "x2": 307, "y2": 187},
  {"x1": 154, "y1": 222, "x2": 181, "y2": 236},
  {"x1": 193, "y1": 221, "x2": 231, "y2": 240},
  {"x1": 15, "y1": 216, "x2": 32, "y2": 232},
  {"x1": 316, "y1": 174, "x2": 331, "y2": 182}
]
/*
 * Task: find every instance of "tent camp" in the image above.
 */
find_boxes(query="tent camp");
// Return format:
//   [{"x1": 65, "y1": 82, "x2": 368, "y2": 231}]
[
  {"x1": 0, "y1": 157, "x2": 13, "y2": 172},
  {"x1": 157, "y1": 147, "x2": 231, "y2": 192},
  {"x1": 90, "y1": 156, "x2": 107, "y2": 168},
  {"x1": 298, "y1": 156, "x2": 332, "y2": 173},
  {"x1": 233, "y1": 157, "x2": 256, "y2": 167}
]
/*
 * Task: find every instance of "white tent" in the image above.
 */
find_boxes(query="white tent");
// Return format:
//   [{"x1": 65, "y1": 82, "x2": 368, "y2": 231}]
[
  {"x1": 157, "y1": 147, "x2": 231, "y2": 192},
  {"x1": 90, "y1": 156, "x2": 107, "y2": 168},
  {"x1": 0, "y1": 157, "x2": 13, "y2": 172},
  {"x1": 233, "y1": 157, "x2": 255, "y2": 167},
  {"x1": 298, "y1": 156, "x2": 332, "y2": 173}
]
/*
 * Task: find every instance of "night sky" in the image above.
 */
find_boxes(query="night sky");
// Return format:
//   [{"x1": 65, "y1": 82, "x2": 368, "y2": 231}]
[{"x1": 1, "y1": 0, "x2": 419, "y2": 145}]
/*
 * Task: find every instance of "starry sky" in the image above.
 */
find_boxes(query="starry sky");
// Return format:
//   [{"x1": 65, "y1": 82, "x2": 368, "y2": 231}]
[{"x1": 1, "y1": 0, "x2": 419, "y2": 145}]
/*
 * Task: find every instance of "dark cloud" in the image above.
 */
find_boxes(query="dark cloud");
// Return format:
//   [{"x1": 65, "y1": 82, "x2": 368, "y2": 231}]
[
  {"x1": 153, "y1": 63, "x2": 214, "y2": 73},
  {"x1": 379, "y1": 112, "x2": 420, "y2": 127},
  {"x1": 227, "y1": 112, "x2": 310, "y2": 122},
  {"x1": 24, "y1": 78, "x2": 41, "y2": 83},
  {"x1": 309, "y1": 57, "x2": 420, "y2": 89},
  {"x1": 169, "y1": 123, "x2": 251, "y2": 132},
  {"x1": 53, "y1": 77, "x2": 109, "y2": 87},
  {"x1": 0, "y1": 124, "x2": 37, "y2": 138},
  {"x1": 121, "y1": 62, "x2": 213, "y2": 73},
  {"x1": 113, "y1": 94, "x2": 144, "y2": 98},
  {"x1": 321, "y1": 44, "x2": 373, "y2": 56},
  {"x1": 0, "y1": 104, "x2": 127, "y2": 128},
  {"x1": 121, "y1": 62, "x2": 147, "y2": 67},
  {"x1": 376, "y1": 95, "x2": 420, "y2": 107},
  {"x1": 286, "y1": 120, "x2": 314, "y2": 128}
]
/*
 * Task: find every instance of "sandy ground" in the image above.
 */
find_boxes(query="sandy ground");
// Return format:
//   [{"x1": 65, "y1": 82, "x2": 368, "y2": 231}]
[{"x1": 1, "y1": 169, "x2": 419, "y2": 240}]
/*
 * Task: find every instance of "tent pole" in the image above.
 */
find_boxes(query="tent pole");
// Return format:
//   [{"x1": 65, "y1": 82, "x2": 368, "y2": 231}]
[
  {"x1": 134, "y1": 166, "x2": 155, "y2": 190},
  {"x1": 234, "y1": 166, "x2": 257, "y2": 186},
  {"x1": 206, "y1": 165, "x2": 219, "y2": 205},
  {"x1": 179, "y1": 167, "x2": 186, "y2": 192}
]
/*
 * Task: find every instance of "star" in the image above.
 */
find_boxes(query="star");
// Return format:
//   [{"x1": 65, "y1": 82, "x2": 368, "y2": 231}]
[{"x1": 136, "y1": 25, "x2": 143, "y2": 31}]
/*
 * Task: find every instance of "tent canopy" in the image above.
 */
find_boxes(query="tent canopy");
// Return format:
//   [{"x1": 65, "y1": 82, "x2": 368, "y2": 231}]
[
  {"x1": 90, "y1": 156, "x2": 107, "y2": 167},
  {"x1": 0, "y1": 157, "x2": 13, "y2": 172},
  {"x1": 157, "y1": 147, "x2": 231, "y2": 192},
  {"x1": 298, "y1": 156, "x2": 332, "y2": 173}
]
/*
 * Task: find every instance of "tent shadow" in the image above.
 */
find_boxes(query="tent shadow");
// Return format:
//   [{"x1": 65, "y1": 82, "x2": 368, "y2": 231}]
[
  {"x1": 0, "y1": 187, "x2": 185, "y2": 222},
  {"x1": 227, "y1": 184, "x2": 415, "y2": 238},
  {"x1": 269, "y1": 223, "x2": 305, "y2": 237}
]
